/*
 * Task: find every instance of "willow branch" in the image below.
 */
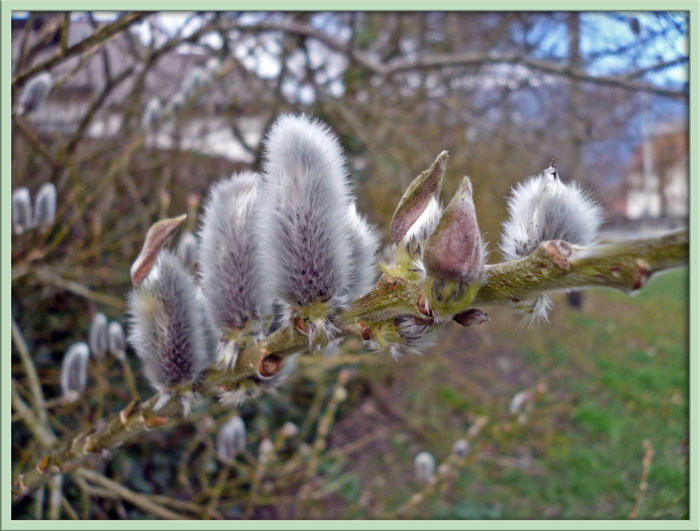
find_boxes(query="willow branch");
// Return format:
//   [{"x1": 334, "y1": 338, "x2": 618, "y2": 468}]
[
  {"x1": 12, "y1": 13, "x2": 149, "y2": 87},
  {"x1": 11, "y1": 228, "x2": 687, "y2": 502}
]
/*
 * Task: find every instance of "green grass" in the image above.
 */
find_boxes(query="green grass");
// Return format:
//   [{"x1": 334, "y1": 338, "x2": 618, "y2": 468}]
[{"x1": 345, "y1": 267, "x2": 688, "y2": 519}]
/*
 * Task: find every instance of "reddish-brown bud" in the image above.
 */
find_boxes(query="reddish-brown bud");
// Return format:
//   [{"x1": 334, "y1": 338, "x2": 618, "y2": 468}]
[{"x1": 424, "y1": 176, "x2": 484, "y2": 284}]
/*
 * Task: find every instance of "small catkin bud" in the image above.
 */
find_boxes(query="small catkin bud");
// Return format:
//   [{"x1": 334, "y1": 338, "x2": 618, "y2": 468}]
[
  {"x1": 257, "y1": 114, "x2": 353, "y2": 312},
  {"x1": 127, "y1": 250, "x2": 207, "y2": 398},
  {"x1": 177, "y1": 231, "x2": 198, "y2": 269},
  {"x1": 452, "y1": 439, "x2": 471, "y2": 458},
  {"x1": 414, "y1": 451, "x2": 436, "y2": 485},
  {"x1": 216, "y1": 416, "x2": 246, "y2": 463},
  {"x1": 89, "y1": 312, "x2": 109, "y2": 359},
  {"x1": 108, "y1": 321, "x2": 126, "y2": 359},
  {"x1": 343, "y1": 202, "x2": 380, "y2": 300},
  {"x1": 281, "y1": 421, "x2": 299, "y2": 438},
  {"x1": 33, "y1": 182, "x2": 57, "y2": 232},
  {"x1": 61, "y1": 342, "x2": 89, "y2": 402},
  {"x1": 17, "y1": 71, "x2": 53, "y2": 115},
  {"x1": 424, "y1": 176, "x2": 485, "y2": 284},
  {"x1": 258, "y1": 438, "x2": 275, "y2": 464},
  {"x1": 509, "y1": 390, "x2": 532, "y2": 415},
  {"x1": 142, "y1": 97, "x2": 162, "y2": 132},
  {"x1": 198, "y1": 172, "x2": 263, "y2": 335},
  {"x1": 391, "y1": 151, "x2": 448, "y2": 256},
  {"x1": 12, "y1": 187, "x2": 33, "y2": 235}
]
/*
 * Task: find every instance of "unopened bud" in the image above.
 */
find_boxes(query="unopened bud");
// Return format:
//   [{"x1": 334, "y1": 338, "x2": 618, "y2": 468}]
[
  {"x1": 424, "y1": 176, "x2": 484, "y2": 284},
  {"x1": 89, "y1": 312, "x2": 108, "y2": 358},
  {"x1": 130, "y1": 214, "x2": 187, "y2": 288},
  {"x1": 390, "y1": 151, "x2": 448, "y2": 245},
  {"x1": 61, "y1": 343, "x2": 89, "y2": 402}
]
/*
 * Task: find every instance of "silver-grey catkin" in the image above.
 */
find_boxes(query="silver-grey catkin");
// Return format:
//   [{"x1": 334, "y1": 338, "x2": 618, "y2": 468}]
[
  {"x1": 17, "y1": 71, "x2": 53, "y2": 115},
  {"x1": 89, "y1": 312, "x2": 109, "y2": 358},
  {"x1": 127, "y1": 250, "x2": 207, "y2": 392},
  {"x1": 414, "y1": 451, "x2": 436, "y2": 485},
  {"x1": 61, "y1": 342, "x2": 89, "y2": 401},
  {"x1": 256, "y1": 114, "x2": 353, "y2": 310},
  {"x1": 33, "y1": 182, "x2": 57, "y2": 232},
  {"x1": 216, "y1": 416, "x2": 246, "y2": 462},
  {"x1": 198, "y1": 172, "x2": 263, "y2": 333},
  {"x1": 108, "y1": 321, "x2": 126, "y2": 359},
  {"x1": 12, "y1": 187, "x2": 33, "y2": 235}
]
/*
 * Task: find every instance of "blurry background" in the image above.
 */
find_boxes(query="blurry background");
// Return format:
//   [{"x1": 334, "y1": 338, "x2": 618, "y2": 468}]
[{"x1": 11, "y1": 11, "x2": 688, "y2": 519}]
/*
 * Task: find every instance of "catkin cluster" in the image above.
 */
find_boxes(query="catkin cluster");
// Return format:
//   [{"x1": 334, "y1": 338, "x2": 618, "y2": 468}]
[
  {"x1": 127, "y1": 114, "x2": 379, "y2": 410},
  {"x1": 126, "y1": 114, "x2": 602, "y2": 412}
]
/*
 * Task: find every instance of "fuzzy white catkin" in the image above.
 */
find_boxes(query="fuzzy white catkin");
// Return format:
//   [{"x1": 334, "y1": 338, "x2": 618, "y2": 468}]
[
  {"x1": 452, "y1": 439, "x2": 471, "y2": 458},
  {"x1": 61, "y1": 342, "x2": 89, "y2": 401},
  {"x1": 216, "y1": 416, "x2": 246, "y2": 462},
  {"x1": 12, "y1": 187, "x2": 33, "y2": 235},
  {"x1": 343, "y1": 202, "x2": 380, "y2": 300},
  {"x1": 108, "y1": 321, "x2": 126, "y2": 359},
  {"x1": 198, "y1": 172, "x2": 263, "y2": 332},
  {"x1": 257, "y1": 114, "x2": 353, "y2": 310},
  {"x1": 33, "y1": 182, "x2": 57, "y2": 232},
  {"x1": 17, "y1": 71, "x2": 53, "y2": 115},
  {"x1": 499, "y1": 165, "x2": 603, "y2": 324},
  {"x1": 89, "y1": 312, "x2": 109, "y2": 358},
  {"x1": 499, "y1": 165, "x2": 603, "y2": 261},
  {"x1": 127, "y1": 250, "x2": 207, "y2": 393},
  {"x1": 414, "y1": 451, "x2": 436, "y2": 485}
]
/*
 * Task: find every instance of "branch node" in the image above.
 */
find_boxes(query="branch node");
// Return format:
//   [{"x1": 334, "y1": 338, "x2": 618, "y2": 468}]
[{"x1": 542, "y1": 240, "x2": 572, "y2": 270}]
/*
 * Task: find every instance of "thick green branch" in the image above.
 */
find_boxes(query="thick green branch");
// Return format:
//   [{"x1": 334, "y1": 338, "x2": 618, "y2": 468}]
[{"x1": 11, "y1": 229, "x2": 687, "y2": 503}]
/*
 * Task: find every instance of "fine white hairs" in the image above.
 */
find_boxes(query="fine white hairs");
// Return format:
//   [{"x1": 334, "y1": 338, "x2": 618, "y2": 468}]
[
  {"x1": 257, "y1": 114, "x2": 353, "y2": 312},
  {"x1": 499, "y1": 164, "x2": 603, "y2": 261},
  {"x1": 499, "y1": 163, "x2": 603, "y2": 324},
  {"x1": 127, "y1": 250, "x2": 208, "y2": 410}
]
